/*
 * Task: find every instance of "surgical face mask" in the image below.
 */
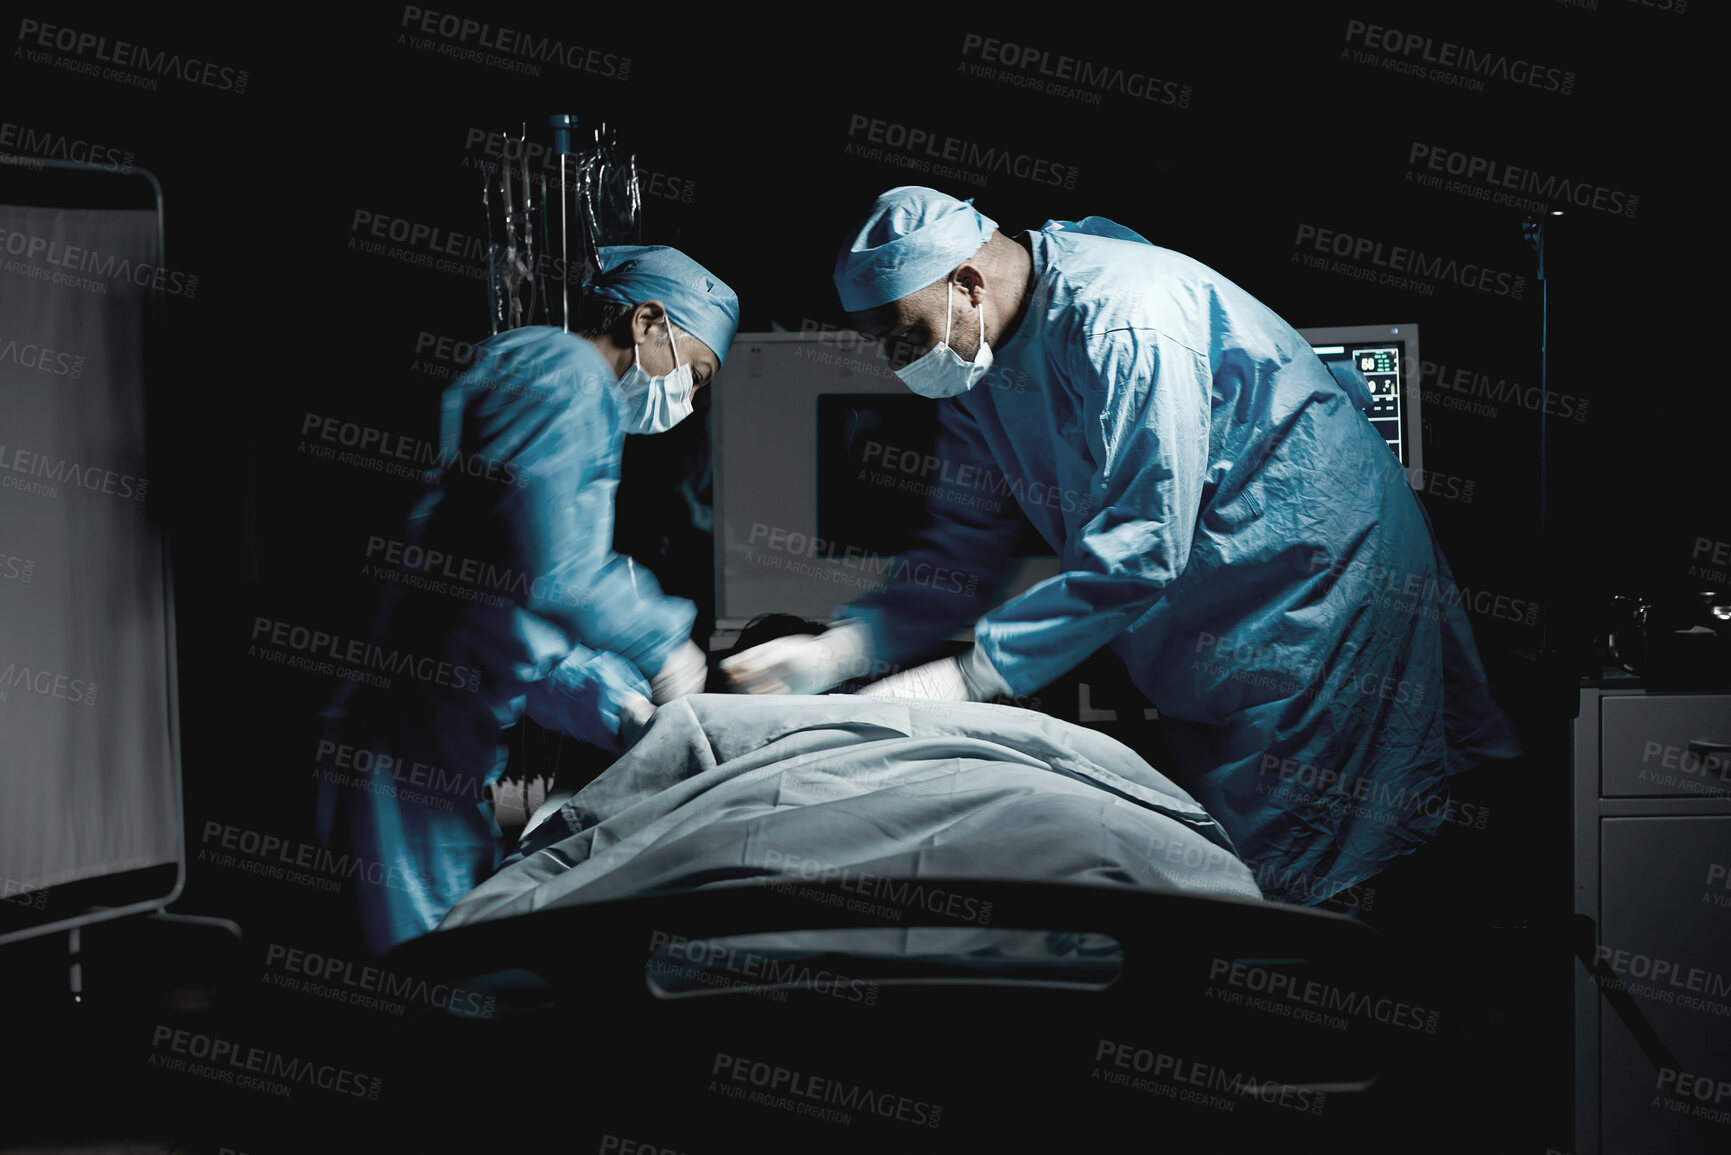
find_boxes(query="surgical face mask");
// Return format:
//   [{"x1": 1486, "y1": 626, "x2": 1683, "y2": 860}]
[
  {"x1": 894, "y1": 284, "x2": 993, "y2": 399},
  {"x1": 616, "y1": 323, "x2": 695, "y2": 434}
]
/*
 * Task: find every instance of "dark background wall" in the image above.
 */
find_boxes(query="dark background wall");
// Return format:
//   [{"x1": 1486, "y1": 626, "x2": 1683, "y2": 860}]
[{"x1": 0, "y1": 1, "x2": 1714, "y2": 1148}]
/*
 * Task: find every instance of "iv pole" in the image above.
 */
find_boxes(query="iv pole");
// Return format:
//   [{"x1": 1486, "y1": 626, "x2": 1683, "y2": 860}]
[
  {"x1": 1521, "y1": 211, "x2": 1578, "y2": 722},
  {"x1": 551, "y1": 114, "x2": 577, "y2": 332}
]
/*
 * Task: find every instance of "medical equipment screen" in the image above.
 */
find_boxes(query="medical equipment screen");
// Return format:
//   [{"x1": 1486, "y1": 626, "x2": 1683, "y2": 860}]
[{"x1": 1314, "y1": 342, "x2": 1405, "y2": 460}]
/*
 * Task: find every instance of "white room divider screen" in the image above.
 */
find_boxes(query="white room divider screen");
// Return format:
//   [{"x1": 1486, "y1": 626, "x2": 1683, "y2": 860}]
[{"x1": 0, "y1": 161, "x2": 183, "y2": 943}]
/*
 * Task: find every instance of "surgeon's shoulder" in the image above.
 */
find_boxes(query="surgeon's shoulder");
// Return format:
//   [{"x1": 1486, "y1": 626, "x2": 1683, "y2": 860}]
[
  {"x1": 1053, "y1": 227, "x2": 1216, "y2": 287},
  {"x1": 1083, "y1": 256, "x2": 1216, "y2": 354},
  {"x1": 457, "y1": 325, "x2": 610, "y2": 406},
  {"x1": 470, "y1": 324, "x2": 597, "y2": 368}
]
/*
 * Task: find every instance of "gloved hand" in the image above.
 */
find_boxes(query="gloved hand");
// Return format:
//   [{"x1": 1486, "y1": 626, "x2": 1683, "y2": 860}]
[
  {"x1": 855, "y1": 646, "x2": 1012, "y2": 702},
  {"x1": 619, "y1": 692, "x2": 656, "y2": 748},
  {"x1": 721, "y1": 620, "x2": 875, "y2": 695},
  {"x1": 649, "y1": 640, "x2": 708, "y2": 705}
]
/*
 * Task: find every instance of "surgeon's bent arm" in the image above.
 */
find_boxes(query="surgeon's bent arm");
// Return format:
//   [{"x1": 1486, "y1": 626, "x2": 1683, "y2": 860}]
[
  {"x1": 970, "y1": 327, "x2": 1209, "y2": 697},
  {"x1": 544, "y1": 407, "x2": 691, "y2": 681},
  {"x1": 522, "y1": 643, "x2": 651, "y2": 752},
  {"x1": 457, "y1": 333, "x2": 694, "y2": 703},
  {"x1": 564, "y1": 511, "x2": 696, "y2": 681},
  {"x1": 844, "y1": 400, "x2": 1025, "y2": 667}
]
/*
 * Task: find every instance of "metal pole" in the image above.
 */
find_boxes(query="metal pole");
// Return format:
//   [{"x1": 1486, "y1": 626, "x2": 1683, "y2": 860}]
[{"x1": 550, "y1": 115, "x2": 577, "y2": 332}]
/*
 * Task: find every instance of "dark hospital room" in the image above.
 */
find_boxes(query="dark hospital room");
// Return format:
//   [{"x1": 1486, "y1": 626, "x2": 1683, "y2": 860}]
[{"x1": 0, "y1": 3, "x2": 1722, "y2": 1152}]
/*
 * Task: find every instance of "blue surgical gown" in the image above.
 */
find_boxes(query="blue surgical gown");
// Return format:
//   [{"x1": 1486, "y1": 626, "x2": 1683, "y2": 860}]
[
  {"x1": 315, "y1": 326, "x2": 696, "y2": 955},
  {"x1": 846, "y1": 219, "x2": 1518, "y2": 904}
]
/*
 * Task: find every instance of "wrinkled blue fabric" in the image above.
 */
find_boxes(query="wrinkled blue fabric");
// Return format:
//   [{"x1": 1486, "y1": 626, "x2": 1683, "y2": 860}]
[
  {"x1": 845, "y1": 220, "x2": 1518, "y2": 904},
  {"x1": 316, "y1": 326, "x2": 696, "y2": 955}
]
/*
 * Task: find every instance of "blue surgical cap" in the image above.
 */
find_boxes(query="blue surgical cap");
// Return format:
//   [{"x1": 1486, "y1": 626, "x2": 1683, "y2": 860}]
[
  {"x1": 587, "y1": 245, "x2": 742, "y2": 365},
  {"x1": 833, "y1": 186, "x2": 999, "y2": 314}
]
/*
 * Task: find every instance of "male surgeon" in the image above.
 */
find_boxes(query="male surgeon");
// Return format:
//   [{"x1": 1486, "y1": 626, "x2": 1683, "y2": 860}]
[
  {"x1": 317, "y1": 246, "x2": 739, "y2": 956},
  {"x1": 724, "y1": 186, "x2": 1515, "y2": 906}
]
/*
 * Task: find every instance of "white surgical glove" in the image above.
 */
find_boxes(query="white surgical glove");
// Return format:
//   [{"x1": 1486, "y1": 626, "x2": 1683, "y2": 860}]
[
  {"x1": 619, "y1": 692, "x2": 656, "y2": 747},
  {"x1": 649, "y1": 640, "x2": 708, "y2": 705},
  {"x1": 856, "y1": 646, "x2": 1012, "y2": 702},
  {"x1": 721, "y1": 621, "x2": 876, "y2": 695}
]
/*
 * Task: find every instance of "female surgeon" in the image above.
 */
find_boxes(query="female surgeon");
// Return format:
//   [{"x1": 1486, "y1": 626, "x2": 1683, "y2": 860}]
[{"x1": 315, "y1": 246, "x2": 740, "y2": 956}]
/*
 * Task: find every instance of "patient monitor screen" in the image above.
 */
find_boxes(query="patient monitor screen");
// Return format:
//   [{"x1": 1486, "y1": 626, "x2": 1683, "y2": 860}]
[{"x1": 1310, "y1": 342, "x2": 1407, "y2": 463}]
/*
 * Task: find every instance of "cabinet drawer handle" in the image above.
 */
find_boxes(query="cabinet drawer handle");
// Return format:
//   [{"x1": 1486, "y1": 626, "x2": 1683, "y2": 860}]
[{"x1": 1687, "y1": 739, "x2": 1731, "y2": 772}]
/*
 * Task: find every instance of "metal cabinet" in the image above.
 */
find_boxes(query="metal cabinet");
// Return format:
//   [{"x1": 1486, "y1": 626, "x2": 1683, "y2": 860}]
[{"x1": 1575, "y1": 686, "x2": 1731, "y2": 1155}]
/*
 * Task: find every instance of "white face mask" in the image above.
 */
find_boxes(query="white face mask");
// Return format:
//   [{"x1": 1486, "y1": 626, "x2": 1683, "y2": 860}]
[
  {"x1": 894, "y1": 283, "x2": 993, "y2": 399},
  {"x1": 616, "y1": 322, "x2": 695, "y2": 434}
]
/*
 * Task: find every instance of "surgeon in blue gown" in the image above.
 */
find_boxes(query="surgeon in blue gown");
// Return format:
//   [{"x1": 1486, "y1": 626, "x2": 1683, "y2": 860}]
[
  {"x1": 317, "y1": 246, "x2": 740, "y2": 956},
  {"x1": 724, "y1": 186, "x2": 1516, "y2": 906}
]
